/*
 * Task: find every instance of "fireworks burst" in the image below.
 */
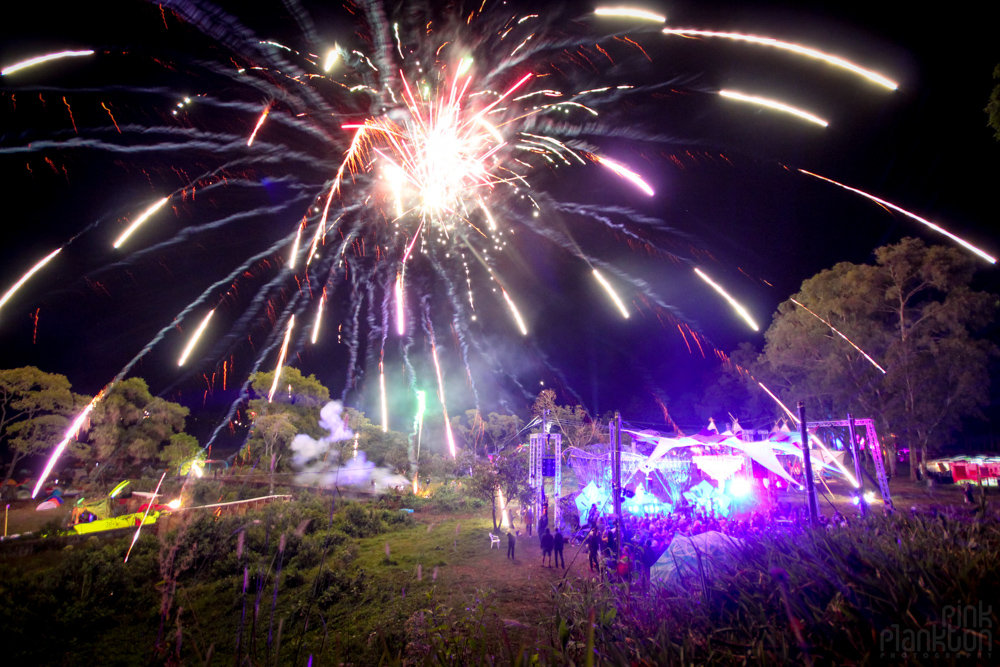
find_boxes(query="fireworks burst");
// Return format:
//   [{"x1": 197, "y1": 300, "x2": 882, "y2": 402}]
[{"x1": 0, "y1": 1, "x2": 986, "y2": 482}]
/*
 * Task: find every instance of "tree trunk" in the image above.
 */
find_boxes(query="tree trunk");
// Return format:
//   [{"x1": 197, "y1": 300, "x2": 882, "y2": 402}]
[
  {"x1": 888, "y1": 448, "x2": 898, "y2": 479},
  {"x1": 269, "y1": 453, "x2": 276, "y2": 495},
  {"x1": 1, "y1": 452, "x2": 24, "y2": 492},
  {"x1": 490, "y1": 496, "x2": 498, "y2": 531}
]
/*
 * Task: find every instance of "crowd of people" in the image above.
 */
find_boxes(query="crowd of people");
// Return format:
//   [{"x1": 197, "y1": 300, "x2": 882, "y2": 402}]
[
  {"x1": 503, "y1": 499, "x2": 870, "y2": 582},
  {"x1": 571, "y1": 502, "x2": 848, "y2": 582}
]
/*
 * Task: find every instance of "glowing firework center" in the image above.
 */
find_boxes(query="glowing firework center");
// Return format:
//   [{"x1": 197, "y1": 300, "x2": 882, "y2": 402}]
[{"x1": 340, "y1": 66, "x2": 531, "y2": 230}]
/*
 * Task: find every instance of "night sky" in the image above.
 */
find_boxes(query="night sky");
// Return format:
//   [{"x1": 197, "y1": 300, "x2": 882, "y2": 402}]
[{"x1": 0, "y1": 1, "x2": 998, "y2": 452}]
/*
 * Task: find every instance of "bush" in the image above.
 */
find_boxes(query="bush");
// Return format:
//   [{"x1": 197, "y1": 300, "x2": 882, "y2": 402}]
[
  {"x1": 315, "y1": 567, "x2": 367, "y2": 609},
  {"x1": 427, "y1": 485, "x2": 484, "y2": 512}
]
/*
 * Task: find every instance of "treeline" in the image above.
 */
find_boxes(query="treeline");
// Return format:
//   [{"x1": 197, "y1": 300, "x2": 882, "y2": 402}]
[{"x1": 0, "y1": 369, "x2": 199, "y2": 492}]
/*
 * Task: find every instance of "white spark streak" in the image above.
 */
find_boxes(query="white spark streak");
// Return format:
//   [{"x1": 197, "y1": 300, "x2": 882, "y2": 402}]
[
  {"x1": 501, "y1": 287, "x2": 528, "y2": 335},
  {"x1": 693, "y1": 268, "x2": 759, "y2": 331},
  {"x1": 311, "y1": 294, "x2": 324, "y2": 344},
  {"x1": 267, "y1": 315, "x2": 295, "y2": 403},
  {"x1": 593, "y1": 269, "x2": 630, "y2": 318},
  {"x1": 247, "y1": 107, "x2": 270, "y2": 146},
  {"x1": 113, "y1": 197, "x2": 169, "y2": 248},
  {"x1": 790, "y1": 298, "x2": 886, "y2": 374},
  {"x1": 33, "y1": 391, "x2": 104, "y2": 498},
  {"x1": 177, "y1": 309, "x2": 215, "y2": 366},
  {"x1": 2, "y1": 50, "x2": 94, "y2": 76},
  {"x1": 757, "y1": 382, "x2": 861, "y2": 488},
  {"x1": 719, "y1": 90, "x2": 828, "y2": 127},
  {"x1": 124, "y1": 472, "x2": 166, "y2": 562},
  {"x1": 595, "y1": 7, "x2": 666, "y2": 23},
  {"x1": 799, "y1": 170, "x2": 996, "y2": 264},
  {"x1": 662, "y1": 28, "x2": 898, "y2": 90},
  {"x1": 0, "y1": 248, "x2": 61, "y2": 316},
  {"x1": 595, "y1": 156, "x2": 654, "y2": 196}
]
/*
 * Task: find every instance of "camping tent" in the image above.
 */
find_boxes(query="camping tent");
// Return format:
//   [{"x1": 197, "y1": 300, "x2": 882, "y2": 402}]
[{"x1": 650, "y1": 530, "x2": 745, "y2": 585}]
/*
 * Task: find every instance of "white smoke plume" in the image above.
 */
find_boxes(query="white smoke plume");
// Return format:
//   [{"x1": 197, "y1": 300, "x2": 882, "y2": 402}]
[{"x1": 290, "y1": 401, "x2": 411, "y2": 491}]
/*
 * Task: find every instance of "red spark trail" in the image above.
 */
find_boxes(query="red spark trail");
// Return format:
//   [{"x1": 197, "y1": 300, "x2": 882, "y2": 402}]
[
  {"x1": 101, "y1": 102, "x2": 121, "y2": 133},
  {"x1": 61, "y1": 96, "x2": 77, "y2": 134}
]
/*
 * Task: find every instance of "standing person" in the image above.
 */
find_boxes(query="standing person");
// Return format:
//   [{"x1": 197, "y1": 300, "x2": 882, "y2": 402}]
[
  {"x1": 507, "y1": 529, "x2": 517, "y2": 560},
  {"x1": 642, "y1": 539, "x2": 655, "y2": 586},
  {"x1": 553, "y1": 529, "x2": 565, "y2": 569},
  {"x1": 587, "y1": 503, "x2": 599, "y2": 528},
  {"x1": 540, "y1": 528, "x2": 554, "y2": 567},
  {"x1": 587, "y1": 528, "x2": 601, "y2": 573},
  {"x1": 526, "y1": 507, "x2": 534, "y2": 537},
  {"x1": 604, "y1": 527, "x2": 617, "y2": 559}
]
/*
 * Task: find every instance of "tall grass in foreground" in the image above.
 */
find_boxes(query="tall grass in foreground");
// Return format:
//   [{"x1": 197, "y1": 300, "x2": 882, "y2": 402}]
[{"x1": 405, "y1": 511, "x2": 999, "y2": 666}]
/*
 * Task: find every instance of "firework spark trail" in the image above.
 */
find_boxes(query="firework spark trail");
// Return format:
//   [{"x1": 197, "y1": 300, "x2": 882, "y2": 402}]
[
  {"x1": 594, "y1": 7, "x2": 667, "y2": 23},
  {"x1": 424, "y1": 311, "x2": 457, "y2": 458},
  {"x1": 124, "y1": 229, "x2": 304, "y2": 396},
  {"x1": 247, "y1": 106, "x2": 271, "y2": 146},
  {"x1": 719, "y1": 90, "x2": 828, "y2": 127},
  {"x1": 520, "y1": 210, "x2": 685, "y2": 318},
  {"x1": 310, "y1": 292, "x2": 325, "y2": 343},
  {"x1": 0, "y1": 248, "x2": 62, "y2": 318},
  {"x1": 113, "y1": 197, "x2": 170, "y2": 249},
  {"x1": 790, "y1": 298, "x2": 886, "y2": 374},
  {"x1": 1, "y1": 50, "x2": 95, "y2": 76},
  {"x1": 499, "y1": 287, "x2": 528, "y2": 336},
  {"x1": 158, "y1": 0, "x2": 333, "y2": 111},
  {"x1": 32, "y1": 391, "x2": 104, "y2": 498},
  {"x1": 594, "y1": 155, "x2": 655, "y2": 196},
  {"x1": 124, "y1": 471, "x2": 166, "y2": 563},
  {"x1": 593, "y1": 269, "x2": 630, "y2": 318},
  {"x1": 288, "y1": 220, "x2": 304, "y2": 269},
  {"x1": 799, "y1": 169, "x2": 996, "y2": 264},
  {"x1": 693, "y1": 267, "x2": 759, "y2": 331},
  {"x1": 661, "y1": 28, "x2": 898, "y2": 89},
  {"x1": 757, "y1": 381, "x2": 860, "y2": 488},
  {"x1": 203, "y1": 291, "x2": 310, "y2": 450},
  {"x1": 178, "y1": 309, "x2": 216, "y2": 366},
  {"x1": 378, "y1": 279, "x2": 392, "y2": 431},
  {"x1": 429, "y1": 258, "x2": 481, "y2": 406},
  {"x1": 111, "y1": 196, "x2": 312, "y2": 267},
  {"x1": 305, "y1": 201, "x2": 331, "y2": 266},
  {"x1": 267, "y1": 314, "x2": 296, "y2": 403},
  {"x1": 395, "y1": 272, "x2": 406, "y2": 335},
  {"x1": 195, "y1": 211, "x2": 357, "y2": 372}
]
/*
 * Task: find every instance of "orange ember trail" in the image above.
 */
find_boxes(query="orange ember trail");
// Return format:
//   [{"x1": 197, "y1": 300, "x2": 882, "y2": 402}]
[
  {"x1": 62, "y1": 96, "x2": 77, "y2": 134},
  {"x1": 101, "y1": 102, "x2": 121, "y2": 133}
]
